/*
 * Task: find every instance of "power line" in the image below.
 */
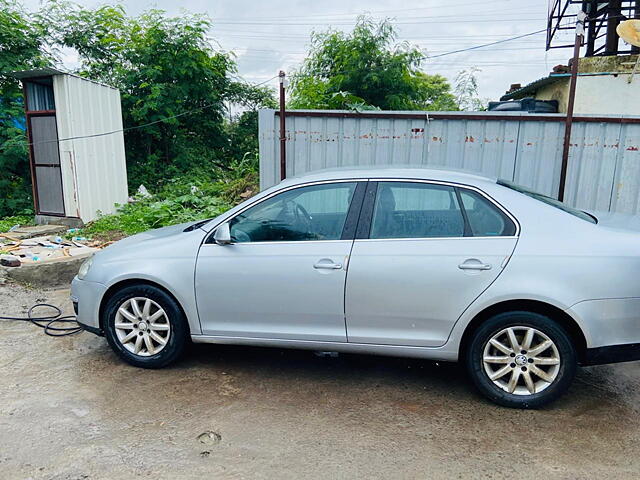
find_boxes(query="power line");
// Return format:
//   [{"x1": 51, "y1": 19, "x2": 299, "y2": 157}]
[
  {"x1": 278, "y1": 27, "x2": 554, "y2": 84},
  {"x1": 212, "y1": 17, "x2": 546, "y2": 26},
  {"x1": 1, "y1": 104, "x2": 209, "y2": 151},
  {"x1": 208, "y1": 3, "x2": 542, "y2": 24},
  {"x1": 210, "y1": 0, "x2": 505, "y2": 21},
  {"x1": 233, "y1": 28, "x2": 550, "y2": 65},
  {"x1": 232, "y1": 46, "x2": 545, "y2": 59},
  {"x1": 232, "y1": 73, "x2": 279, "y2": 87},
  {"x1": 212, "y1": 7, "x2": 541, "y2": 24},
  {"x1": 2, "y1": 22, "x2": 554, "y2": 151},
  {"x1": 2, "y1": 74, "x2": 282, "y2": 152},
  {"x1": 217, "y1": 34, "x2": 543, "y2": 47},
  {"x1": 424, "y1": 28, "x2": 548, "y2": 59},
  {"x1": 213, "y1": 27, "x2": 545, "y2": 39}
]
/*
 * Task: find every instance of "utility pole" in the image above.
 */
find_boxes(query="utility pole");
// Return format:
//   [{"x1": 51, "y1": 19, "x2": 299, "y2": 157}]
[
  {"x1": 558, "y1": 11, "x2": 587, "y2": 203},
  {"x1": 605, "y1": 0, "x2": 622, "y2": 55},
  {"x1": 278, "y1": 70, "x2": 287, "y2": 181},
  {"x1": 633, "y1": 0, "x2": 640, "y2": 55}
]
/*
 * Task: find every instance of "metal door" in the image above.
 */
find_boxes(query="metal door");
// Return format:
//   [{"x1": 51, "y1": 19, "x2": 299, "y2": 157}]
[{"x1": 29, "y1": 115, "x2": 64, "y2": 215}]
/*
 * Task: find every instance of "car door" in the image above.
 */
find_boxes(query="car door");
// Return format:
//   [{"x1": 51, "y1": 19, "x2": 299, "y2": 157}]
[
  {"x1": 195, "y1": 180, "x2": 366, "y2": 342},
  {"x1": 345, "y1": 180, "x2": 518, "y2": 347}
]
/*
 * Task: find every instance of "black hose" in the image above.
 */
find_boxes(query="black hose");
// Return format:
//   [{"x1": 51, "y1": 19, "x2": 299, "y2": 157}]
[{"x1": 0, "y1": 303, "x2": 82, "y2": 336}]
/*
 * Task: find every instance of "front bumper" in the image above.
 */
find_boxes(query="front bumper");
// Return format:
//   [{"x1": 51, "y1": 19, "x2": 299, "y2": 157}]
[
  {"x1": 70, "y1": 297, "x2": 102, "y2": 335},
  {"x1": 70, "y1": 276, "x2": 107, "y2": 335},
  {"x1": 77, "y1": 320, "x2": 104, "y2": 336}
]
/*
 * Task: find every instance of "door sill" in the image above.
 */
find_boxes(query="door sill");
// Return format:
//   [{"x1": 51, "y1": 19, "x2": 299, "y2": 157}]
[{"x1": 191, "y1": 334, "x2": 457, "y2": 361}]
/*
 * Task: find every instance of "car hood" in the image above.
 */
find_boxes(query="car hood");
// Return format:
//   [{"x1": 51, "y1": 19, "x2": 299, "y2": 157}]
[
  {"x1": 112, "y1": 221, "x2": 196, "y2": 245},
  {"x1": 96, "y1": 221, "x2": 208, "y2": 260}
]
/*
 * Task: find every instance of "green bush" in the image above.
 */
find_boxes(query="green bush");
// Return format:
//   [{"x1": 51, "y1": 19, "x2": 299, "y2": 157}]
[
  {"x1": 0, "y1": 157, "x2": 258, "y2": 241},
  {"x1": 81, "y1": 159, "x2": 258, "y2": 240},
  {"x1": 0, "y1": 215, "x2": 32, "y2": 233}
]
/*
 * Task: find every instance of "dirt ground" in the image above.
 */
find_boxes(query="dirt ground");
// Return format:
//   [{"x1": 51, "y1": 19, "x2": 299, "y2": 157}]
[{"x1": 1, "y1": 282, "x2": 639, "y2": 480}]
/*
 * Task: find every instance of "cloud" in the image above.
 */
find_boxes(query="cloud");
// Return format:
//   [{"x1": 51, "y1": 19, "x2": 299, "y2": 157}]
[{"x1": 23, "y1": 0, "x2": 576, "y2": 102}]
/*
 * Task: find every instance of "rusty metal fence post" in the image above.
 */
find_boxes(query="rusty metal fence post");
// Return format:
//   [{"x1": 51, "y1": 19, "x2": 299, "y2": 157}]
[
  {"x1": 278, "y1": 71, "x2": 286, "y2": 181},
  {"x1": 558, "y1": 11, "x2": 587, "y2": 202}
]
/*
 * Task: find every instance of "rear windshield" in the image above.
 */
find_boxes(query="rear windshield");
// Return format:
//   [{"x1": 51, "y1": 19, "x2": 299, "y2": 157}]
[{"x1": 497, "y1": 179, "x2": 597, "y2": 224}]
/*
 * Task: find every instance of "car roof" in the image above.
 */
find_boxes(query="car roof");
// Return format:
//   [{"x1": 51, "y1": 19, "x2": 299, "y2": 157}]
[{"x1": 281, "y1": 166, "x2": 497, "y2": 187}]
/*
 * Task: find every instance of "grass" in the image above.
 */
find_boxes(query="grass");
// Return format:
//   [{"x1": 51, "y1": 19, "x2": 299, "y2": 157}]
[
  {"x1": 0, "y1": 215, "x2": 34, "y2": 233},
  {"x1": 1, "y1": 157, "x2": 259, "y2": 242}
]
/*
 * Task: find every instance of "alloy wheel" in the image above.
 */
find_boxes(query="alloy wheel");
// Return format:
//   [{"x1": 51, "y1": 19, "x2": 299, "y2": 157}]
[
  {"x1": 114, "y1": 297, "x2": 171, "y2": 357},
  {"x1": 482, "y1": 326, "x2": 561, "y2": 395}
]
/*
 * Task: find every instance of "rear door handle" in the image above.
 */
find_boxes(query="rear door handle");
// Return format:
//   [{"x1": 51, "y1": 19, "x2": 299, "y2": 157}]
[{"x1": 458, "y1": 259, "x2": 492, "y2": 271}]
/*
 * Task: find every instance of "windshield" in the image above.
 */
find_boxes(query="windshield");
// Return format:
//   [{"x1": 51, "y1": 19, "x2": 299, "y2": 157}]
[{"x1": 497, "y1": 179, "x2": 597, "y2": 224}]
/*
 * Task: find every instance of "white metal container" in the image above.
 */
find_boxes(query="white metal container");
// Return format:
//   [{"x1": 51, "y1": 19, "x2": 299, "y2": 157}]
[{"x1": 15, "y1": 68, "x2": 128, "y2": 225}]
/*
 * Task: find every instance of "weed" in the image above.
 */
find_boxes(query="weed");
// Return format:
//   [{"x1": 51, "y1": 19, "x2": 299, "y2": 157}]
[{"x1": 0, "y1": 215, "x2": 33, "y2": 233}]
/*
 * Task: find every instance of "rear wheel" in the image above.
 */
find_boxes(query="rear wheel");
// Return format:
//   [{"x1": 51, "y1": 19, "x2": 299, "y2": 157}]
[
  {"x1": 103, "y1": 284, "x2": 188, "y2": 368},
  {"x1": 466, "y1": 311, "x2": 577, "y2": 408}
]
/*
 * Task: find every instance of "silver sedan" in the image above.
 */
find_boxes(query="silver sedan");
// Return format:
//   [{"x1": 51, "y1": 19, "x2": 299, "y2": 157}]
[{"x1": 72, "y1": 168, "x2": 640, "y2": 408}]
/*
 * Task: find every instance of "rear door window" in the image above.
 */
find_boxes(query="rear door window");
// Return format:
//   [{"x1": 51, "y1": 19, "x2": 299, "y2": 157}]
[
  {"x1": 459, "y1": 189, "x2": 516, "y2": 236},
  {"x1": 370, "y1": 182, "x2": 465, "y2": 239}
]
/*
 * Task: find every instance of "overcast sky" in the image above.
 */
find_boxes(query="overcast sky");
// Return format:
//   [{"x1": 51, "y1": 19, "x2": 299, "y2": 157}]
[{"x1": 24, "y1": 0, "x2": 579, "y2": 103}]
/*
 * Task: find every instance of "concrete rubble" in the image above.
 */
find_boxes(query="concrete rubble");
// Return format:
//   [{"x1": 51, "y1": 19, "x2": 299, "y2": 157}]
[
  {"x1": 0, "y1": 224, "x2": 110, "y2": 287},
  {"x1": 4, "y1": 224, "x2": 67, "y2": 240},
  {"x1": 0, "y1": 233, "x2": 100, "y2": 266}
]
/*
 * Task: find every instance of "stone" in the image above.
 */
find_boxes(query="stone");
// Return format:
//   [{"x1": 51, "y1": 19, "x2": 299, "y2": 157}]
[
  {"x1": 0, "y1": 255, "x2": 21, "y2": 267},
  {"x1": 2, "y1": 225, "x2": 67, "y2": 240},
  {"x1": 0, "y1": 251, "x2": 93, "y2": 288}
]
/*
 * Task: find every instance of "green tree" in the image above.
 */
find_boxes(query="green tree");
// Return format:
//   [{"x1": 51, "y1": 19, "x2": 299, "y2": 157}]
[
  {"x1": 0, "y1": 0, "x2": 49, "y2": 216},
  {"x1": 223, "y1": 82, "x2": 276, "y2": 165},
  {"x1": 45, "y1": 3, "x2": 271, "y2": 188},
  {"x1": 289, "y1": 17, "x2": 458, "y2": 111},
  {"x1": 454, "y1": 67, "x2": 487, "y2": 111}
]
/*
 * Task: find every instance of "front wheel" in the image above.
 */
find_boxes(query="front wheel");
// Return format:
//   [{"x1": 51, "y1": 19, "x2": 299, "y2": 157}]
[
  {"x1": 103, "y1": 284, "x2": 189, "y2": 368},
  {"x1": 466, "y1": 311, "x2": 577, "y2": 408}
]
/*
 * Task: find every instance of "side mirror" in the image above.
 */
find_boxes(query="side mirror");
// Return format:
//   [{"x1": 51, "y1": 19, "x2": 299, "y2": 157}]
[{"x1": 213, "y1": 222, "x2": 232, "y2": 245}]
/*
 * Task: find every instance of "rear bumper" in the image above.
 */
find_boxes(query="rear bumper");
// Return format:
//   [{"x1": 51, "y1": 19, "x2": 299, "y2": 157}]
[
  {"x1": 583, "y1": 343, "x2": 640, "y2": 366},
  {"x1": 568, "y1": 298, "x2": 640, "y2": 348}
]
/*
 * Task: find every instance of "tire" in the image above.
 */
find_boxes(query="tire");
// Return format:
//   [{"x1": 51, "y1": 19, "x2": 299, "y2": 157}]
[
  {"x1": 102, "y1": 284, "x2": 189, "y2": 368},
  {"x1": 466, "y1": 311, "x2": 577, "y2": 409}
]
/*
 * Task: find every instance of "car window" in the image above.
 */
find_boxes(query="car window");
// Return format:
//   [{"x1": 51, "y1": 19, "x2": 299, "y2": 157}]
[
  {"x1": 370, "y1": 182, "x2": 465, "y2": 239},
  {"x1": 229, "y1": 182, "x2": 357, "y2": 242},
  {"x1": 498, "y1": 179, "x2": 596, "y2": 224},
  {"x1": 459, "y1": 189, "x2": 516, "y2": 236}
]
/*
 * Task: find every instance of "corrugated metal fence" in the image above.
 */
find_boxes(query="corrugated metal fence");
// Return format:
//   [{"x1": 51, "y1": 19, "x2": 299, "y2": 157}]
[{"x1": 258, "y1": 109, "x2": 640, "y2": 214}]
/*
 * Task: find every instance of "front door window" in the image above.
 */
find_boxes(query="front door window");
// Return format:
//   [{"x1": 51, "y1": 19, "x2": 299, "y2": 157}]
[{"x1": 229, "y1": 182, "x2": 357, "y2": 242}]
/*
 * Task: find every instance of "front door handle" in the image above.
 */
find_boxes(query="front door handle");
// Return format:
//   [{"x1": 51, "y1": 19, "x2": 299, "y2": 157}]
[
  {"x1": 458, "y1": 259, "x2": 492, "y2": 271},
  {"x1": 314, "y1": 260, "x2": 342, "y2": 270}
]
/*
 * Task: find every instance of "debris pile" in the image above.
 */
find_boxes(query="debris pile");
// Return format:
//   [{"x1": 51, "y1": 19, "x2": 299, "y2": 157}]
[{"x1": 0, "y1": 229, "x2": 106, "y2": 268}]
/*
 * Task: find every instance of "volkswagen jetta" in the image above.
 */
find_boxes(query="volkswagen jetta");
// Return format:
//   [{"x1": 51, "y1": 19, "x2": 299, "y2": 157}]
[{"x1": 72, "y1": 168, "x2": 640, "y2": 408}]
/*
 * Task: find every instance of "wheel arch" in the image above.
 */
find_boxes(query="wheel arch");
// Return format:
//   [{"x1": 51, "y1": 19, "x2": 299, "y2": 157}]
[
  {"x1": 99, "y1": 278, "x2": 189, "y2": 332},
  {"x1": 459, "y1": 299, "x2": 588, "y2": 363}
]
